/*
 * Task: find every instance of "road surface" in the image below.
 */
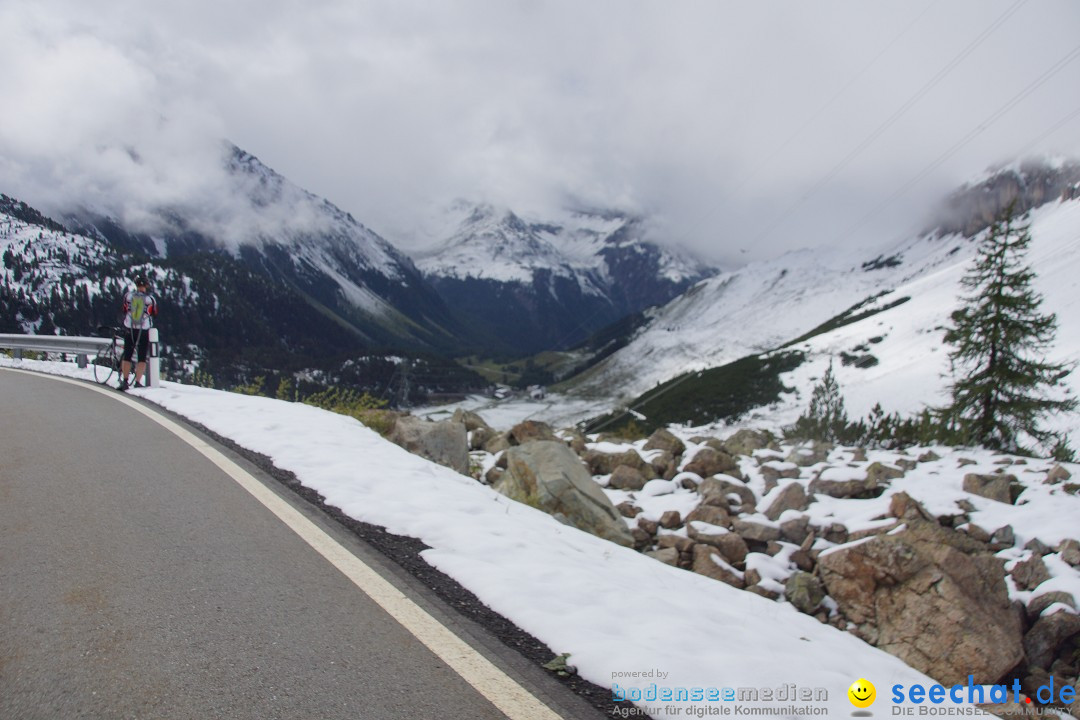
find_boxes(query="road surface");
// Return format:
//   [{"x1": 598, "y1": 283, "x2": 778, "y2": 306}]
[{"x1": 0, "y1": 369, "x2": 596, "y2": 719}]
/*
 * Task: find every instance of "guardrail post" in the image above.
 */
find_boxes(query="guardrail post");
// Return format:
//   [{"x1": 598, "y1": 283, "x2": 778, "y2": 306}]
[
  {"x1": 148, "y1": 328, "x2": 161, "y2": 388},
  {"x1": 77, "y1": 353, "x2": 88, "y2": 369}
]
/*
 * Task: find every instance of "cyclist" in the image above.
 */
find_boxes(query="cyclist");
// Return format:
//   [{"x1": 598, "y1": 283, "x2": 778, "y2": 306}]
[{"x1": 119, "y1": 274, "x2": 158, "y2": 391}]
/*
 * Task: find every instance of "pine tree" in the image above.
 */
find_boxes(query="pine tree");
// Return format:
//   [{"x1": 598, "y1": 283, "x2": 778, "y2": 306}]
[
  {"x1": 938, "y1": 205, "x2": 1076, "y2": 453},
  {"x1": 790, "y1": 361, "x2": 851, "y2": 443}
]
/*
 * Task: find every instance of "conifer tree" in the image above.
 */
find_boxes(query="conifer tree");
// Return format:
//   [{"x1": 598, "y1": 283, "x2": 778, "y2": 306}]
[
  {"x1": 938, "y1": 205, "x2": 1076, "y2": 453},
  {"x1": 791, "y1": 360, "x2": 850, "y2": 443}
]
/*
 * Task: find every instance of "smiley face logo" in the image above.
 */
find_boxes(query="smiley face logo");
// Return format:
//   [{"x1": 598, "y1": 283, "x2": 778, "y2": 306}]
[{"x1": 848, "y1": 678, "x2": 876, "y2": 708}]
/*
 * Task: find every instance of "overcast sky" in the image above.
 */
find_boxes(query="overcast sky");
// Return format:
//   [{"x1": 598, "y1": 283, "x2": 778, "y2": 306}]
[{"x1": 2, "y1": 0, "x2": 1079, "y2": 265}]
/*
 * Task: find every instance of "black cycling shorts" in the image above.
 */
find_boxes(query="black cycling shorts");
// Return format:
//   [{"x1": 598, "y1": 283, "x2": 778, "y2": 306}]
[{"x1": 122, "y1": 328, "x2": 150, "y2": 363}]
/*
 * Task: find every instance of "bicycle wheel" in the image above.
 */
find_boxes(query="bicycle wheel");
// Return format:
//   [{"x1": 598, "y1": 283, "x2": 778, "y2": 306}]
[{"x1": 93, "y1": 342, "x2": 120, "y2": 385}]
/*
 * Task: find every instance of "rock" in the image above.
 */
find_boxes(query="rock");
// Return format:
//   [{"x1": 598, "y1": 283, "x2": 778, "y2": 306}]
[
  {"x1": 646, "y1": 547, "x2": 680, "y2": 566},
  {"x1": 388, "y1": 416, "x2": 470, "y2": 475},
  {"x1": 850, "y1": 448, "x2": 868, "y2": 462},
  {"x1": 963, "y1": 473, "x2": 1019, "y2": 504},
  {"x1": 760, "y1": 462, "x2": 801, "y2": 485},
  {"x1": 685, "y1": 505, "x2": 731, "y2": 528},
  {"x1": 608, "y1": 465, "x2": 648, "y2": 491},
  {"x1": 918, "y1": 451, "x2": 942, "y2": 463},
  {"x1": 563, "y1": 430, "x2": 588, "y2": 456},
  {"x1": 699, "y1": 476, "x2": 757, "y2": 513},
  {"x1": 722, "y1": 429, "x2": 778, "y2": 457},
  {"x1": 1012, "y1": 555, "x2": 1052, "y2": 591},
  {"x1": 683, "y1": 447, "x2": 742, "y2": 479},
  {"x1": 1072, "y1": 684, "x2": 1080, "y2": 720},
  {"x1": 896, "y1": 458, "x2": 918, "y2": 471},
  {"x1": 731, "y1": 518, "x2": 782, "y2": 544},
  {"x1": 691, "y1": 545, "x2": 746, "y2": 589},
  {"x1": 637, "y1": 516, "x2": 659, "y2": 536},
  {"x1": 452, "y1": 409, "x2": 492, "y2": 433},
  {"x1": 867, "y1": 461, "x2": 906, "y2": 484},
  {"x1": 785, "y1": 571, "x2": 826, "y2": 615},
  {"x1": 1058, "y1": 539, "x2": 1080, "y2": 567},
  {"x1": 484, "y1": 466, "x2": 504, "y2": 485},
  {"x1": 1023, "y1": 611, "x2": 1080, "y2": 670},
  {"x1": 957, "y1": 457, "x2": 978, "y2": 467},
  {"x1": 469, "y1": 426, "x2": 498, "y2": 451},
  {"x1": 989, "y1": 525, "x2": 1016, "y2": 551},
  {"x1": 816, "y1": 519, "x2": 1024, "y2": 684},
  {"x1": 648, "y1": 450, "x2": 678, "y2": 481},
  {"x1": 780, "y1": 516, "x2": 811, "y2": 545},
  {"x1": 656, "y1": 535, "x2": 695, "y2": 554},
  {"x1": 1027, "y1": 592, "x2": 1077, "y2": 621},
  {"x1": 584, "y1": 449, "x2": 655, "y2": 478},
  {"x1": 1025, "y1": 538, "x2": 1052, "y2": 557},
  {"x1": 659, "y1": 510, "x2": 682, "y2": 529},
  {"x1": 787, "y1": 442, "x2": 832, "y2": 467},
  {"x1": 1020, "y1": 669, "x2": 1074, "y2": 711},
  {"x1": 1047, "y1": 464, "x2": 1072, "y2": 484},
  {"x1": 616, "y1": 502, "x2": 641, "y2": 518},
  {"x1": 499, "y1": 441, "x2": 634, "y2": 547},
  {"x1": 687, "y1": 523, "x2": 749, "y2": 564},
  {"x1": 889, "y1": 492, "x2": 934, "y2": 523},
  {"x1": 809, "y1": 468, "x2": 886, "y2": 500},
  {"x1": 764, "y1": 483, "x2": 810, "y2": 521},
  {"x1": 746, "y1": 584, "x2": 781, "y2": 601},
  {"x1": 643, "y1": 428, "x2": 686, "y2": 457},
  {"x1": 510, "y1": 420, "x2": 558, "y2": 445},
  {"x1": 630, "y1": 527, "x2": 653, "y2": 551},
  {"x1": 822, "y1": 523, "x2": 849, "y2": 544},
  {"x1": 484, "y1": 432, "x2": 513, "y2": 454},
  {"x1": 790, "y1": 548, "x2": 816, "y2": 573}
]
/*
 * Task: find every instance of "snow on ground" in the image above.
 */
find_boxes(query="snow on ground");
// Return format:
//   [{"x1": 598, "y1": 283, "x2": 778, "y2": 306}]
[{"x1": 6, "y1": 356, "x2": 1050, "y2": 718}]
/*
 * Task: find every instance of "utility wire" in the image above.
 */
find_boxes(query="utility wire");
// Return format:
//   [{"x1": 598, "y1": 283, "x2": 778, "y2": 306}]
[
  {"x1": 748, "y1": 0, "x2": 1030, "y2": 247},
  {"x1": 839, "y1": 43, "x2": 1080, "y2": 243}
]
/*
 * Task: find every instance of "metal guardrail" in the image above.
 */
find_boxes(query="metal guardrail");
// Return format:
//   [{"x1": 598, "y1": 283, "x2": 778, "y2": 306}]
[
  {"x1": 0, "y1": 330, "x2": 162, "y2": 387},
  {"x1": 0, "y1": 333, "x2": 111, "y2": 357}
]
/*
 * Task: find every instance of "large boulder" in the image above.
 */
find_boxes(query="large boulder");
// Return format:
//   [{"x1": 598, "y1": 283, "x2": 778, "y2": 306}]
[
  {"x1": 722, "y1": 428, "x2": 778, "y2": 457},
  {"x1": 643, "y1": 428, "x2": 686, "y2": 457},
  {"x1": 963, "y1": 473, "x2": 1020, "y2": 504},
  {"x1": 683, "y1": 446, "x2": 742, "y2": 479},
  {"x1": 764, "y1": 482, "x2": 809, "y2": 520},
  {"x1": 817, "y1": 519, "x2": 1023, "y2": 684},
  {"x1": 1023, "y1": 612, "x2": 1080, "y2": 670},
  {"x1": 499, "y1": 442, "x2": 634, "y2": 547},
  {"x1": 583, "y1": 448, "x2": 656, "y2": 479},
  {"x1": 388, "y1": 416, "x2": 470, "y2": 475}
]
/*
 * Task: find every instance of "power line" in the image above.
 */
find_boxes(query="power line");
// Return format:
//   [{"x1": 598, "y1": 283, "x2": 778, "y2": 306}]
[
  {"x1": 838, "y1": 43, "x2": 1080, "y2": 243},
  {"x1": 668, "y1": 0, "x2": 946, "y2": 249},
  {"x1": 747, "y1": 0, "x2": 1030, "y2": 247}
]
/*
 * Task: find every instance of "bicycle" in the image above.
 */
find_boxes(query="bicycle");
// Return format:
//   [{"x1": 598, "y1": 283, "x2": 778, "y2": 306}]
[{"x1": 92, "y1": 326, "x2": 124, "y2": 386}]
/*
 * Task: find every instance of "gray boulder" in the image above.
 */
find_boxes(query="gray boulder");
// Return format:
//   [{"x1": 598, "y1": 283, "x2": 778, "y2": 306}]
[
  {"x1": 683, "y1": 447, "x2": 742, "y2": 479},
  {"x1": 817, "y1": 518, "x2": 1023, "y2": 684},
  {"x1": 963, "y1": 473, "x2": 1020, "y2": 504},
  {"x1": 722, "y1": 429, "x2": 778, "y2": 457},
  {"x1": 1023, "y1": 611, "x2": 1080, "y2": 670},
  {"x1": 785, "y1": 571, "x2": 826, "y2": 615},
  {"x1": 698, "y1": 476, "x2": 757, "y2": 514},
  {"x1": 691, "y1": 545, "x2": 745, "y2": 589},
  {"x1": 764, "y1": 483, "x2": 809, "y2": 521},
  {"x1": 608, "y1": 465, "x2": 649, "y2": 491},
  {"x1": 499, "y1": 441, "x2": 634, "y2": 547},
  {"x1": 643, "y1": 428, "x2": 686, "y2": 457},
  {"x1": 388, "y1": 416, "x2": 470, "y2": 475}
]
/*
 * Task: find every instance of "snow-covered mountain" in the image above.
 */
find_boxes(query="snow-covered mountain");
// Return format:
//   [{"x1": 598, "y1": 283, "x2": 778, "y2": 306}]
[
  {"x1": 413, "y1": 203, "x2": 716, "y2": 353},
  {"x1": 564, "y1": 160, "x2": 1080, "y2": 408},
  {"x1": 61, "y1": 145, "x2": 464, "y2": 353}
]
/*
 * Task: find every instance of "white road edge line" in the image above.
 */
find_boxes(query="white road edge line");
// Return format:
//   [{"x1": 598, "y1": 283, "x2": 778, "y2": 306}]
[{"x1": 7, "y1": 369, "x2": 563, "y2": 720}]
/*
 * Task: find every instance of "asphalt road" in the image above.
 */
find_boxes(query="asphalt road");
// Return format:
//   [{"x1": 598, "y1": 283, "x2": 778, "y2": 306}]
[{"x1": 0, "y1": 370, "x2": 590, "y2": 720}]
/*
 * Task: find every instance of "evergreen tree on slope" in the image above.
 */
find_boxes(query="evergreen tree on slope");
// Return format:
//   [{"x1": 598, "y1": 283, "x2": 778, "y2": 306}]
[{"x1": 939, "y1": 205, "x2": 1076, "y2": 454}]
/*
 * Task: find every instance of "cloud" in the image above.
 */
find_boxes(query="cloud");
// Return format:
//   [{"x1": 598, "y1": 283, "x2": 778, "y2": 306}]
[{"x1": 2, "y1": 0, "x2": 1080, "y2": 265}]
